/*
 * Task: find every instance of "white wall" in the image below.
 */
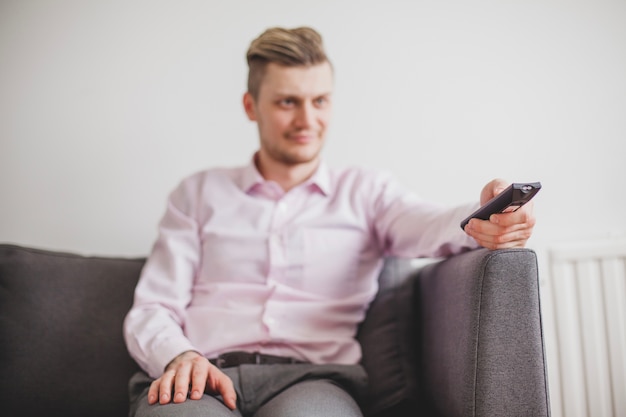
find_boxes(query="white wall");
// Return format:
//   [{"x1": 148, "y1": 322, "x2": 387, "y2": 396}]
[
  {"x1": 2, "y1": 0, "x2": 625, "y2": 257},
  {"x1": 1, "y1": 1, "x2": 625, "y2": 415}
]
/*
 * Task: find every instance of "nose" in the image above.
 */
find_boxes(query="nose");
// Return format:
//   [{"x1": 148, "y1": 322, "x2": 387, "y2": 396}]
[{"x1": 294, "y1": 102, "x2": 315, "y2": 129}]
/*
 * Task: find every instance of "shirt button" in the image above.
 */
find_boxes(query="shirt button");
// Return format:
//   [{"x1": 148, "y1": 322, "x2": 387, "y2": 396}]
[{"x1": 277, "y1": 202, "x2": 287, "y2": 212}]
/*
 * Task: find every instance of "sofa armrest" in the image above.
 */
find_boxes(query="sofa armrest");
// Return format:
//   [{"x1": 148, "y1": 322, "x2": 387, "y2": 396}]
[{"x1": 416, "y1": 248, "x2": 550, "y2": 417}]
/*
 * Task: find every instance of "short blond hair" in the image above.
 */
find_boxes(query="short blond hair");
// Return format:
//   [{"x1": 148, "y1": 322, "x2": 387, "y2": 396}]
[{"x1": 246, "y1": 27, "x2": 330, "y2": 99}]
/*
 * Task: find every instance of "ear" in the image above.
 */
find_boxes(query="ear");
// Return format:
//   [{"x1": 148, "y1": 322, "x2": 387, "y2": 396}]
[{"x1": 243, "y1": 92, "x2": 257, "y2": 121}]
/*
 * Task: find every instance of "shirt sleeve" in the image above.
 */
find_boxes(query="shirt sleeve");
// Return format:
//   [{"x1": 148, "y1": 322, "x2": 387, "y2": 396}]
[
  {"x1": 123, "y1": 179, "x2": 202, "y2": 378},
  {"x1": 370, "y1": 172, "x2": 480, "y2": 258}
]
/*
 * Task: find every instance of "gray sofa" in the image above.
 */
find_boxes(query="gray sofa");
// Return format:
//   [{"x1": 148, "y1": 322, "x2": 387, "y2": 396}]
[{"x1": 0, "y1": 244, "x2": 550, "y2": 417}]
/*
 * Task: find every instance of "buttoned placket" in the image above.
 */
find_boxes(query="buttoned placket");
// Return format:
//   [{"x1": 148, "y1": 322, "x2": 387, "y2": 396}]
[
  {"x1": 257, "y1": 183, "x2": 316, "y2": 339},
  {"x1": 261, "y1": 186, "x2": 292, "y2": 337},
  {"x1": 267, "y1": 198, "x2": 289, "y2": 282}
]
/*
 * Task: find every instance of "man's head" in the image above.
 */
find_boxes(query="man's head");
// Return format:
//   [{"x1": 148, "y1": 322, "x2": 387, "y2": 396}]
[
  {"x1": 246, "y1": 27, "x2": 331, "y2": 100},
  {"x1": 243, "y1": 27, "x2": 334, "y2": 180}
]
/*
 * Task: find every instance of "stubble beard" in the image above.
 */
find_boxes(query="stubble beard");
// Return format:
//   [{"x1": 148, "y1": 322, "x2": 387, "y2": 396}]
[{"x1": 264, "y1": 134, "x2": 323, "y2": 167}]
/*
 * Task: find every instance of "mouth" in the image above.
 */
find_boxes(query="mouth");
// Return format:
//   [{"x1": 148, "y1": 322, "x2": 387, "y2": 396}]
[{"x1": 287, "y1": 133, "x2": 318, "y2": 144}]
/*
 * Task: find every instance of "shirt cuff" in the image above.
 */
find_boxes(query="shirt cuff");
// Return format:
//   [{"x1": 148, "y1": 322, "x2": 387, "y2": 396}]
[{"x1": 147, "y1": 338, "x2": 199, "y2": 379}]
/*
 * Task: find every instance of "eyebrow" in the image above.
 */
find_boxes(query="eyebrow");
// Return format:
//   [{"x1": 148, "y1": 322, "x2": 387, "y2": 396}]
[{"x1": 272, "y1": 91, "x2": 333, "y2": 98}]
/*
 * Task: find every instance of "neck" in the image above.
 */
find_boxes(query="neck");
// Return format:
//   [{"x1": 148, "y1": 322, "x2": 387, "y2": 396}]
[{"x1": 255, "y1": 152, "x2": 320, "y2": 192}]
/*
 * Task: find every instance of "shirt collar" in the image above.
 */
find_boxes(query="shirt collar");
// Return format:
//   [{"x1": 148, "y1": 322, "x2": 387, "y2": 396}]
[
  {"x1": 305, "y1": 161, "x2": 331, "y2": 196},
  {"x1": 239, "y1": 153, "x2": 331, "y2": 197},
  {"x1": 240, "y1": 157, "x2": 266, "y2": 193}
]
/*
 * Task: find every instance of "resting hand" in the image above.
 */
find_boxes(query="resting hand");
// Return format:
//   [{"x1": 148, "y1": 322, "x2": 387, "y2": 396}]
[
  {"x1": 147, "y1": 350, "x2": 237, "y2": 410},
  {"x1": 464, "y1": 179, "x2": 536, "y2": 250}
]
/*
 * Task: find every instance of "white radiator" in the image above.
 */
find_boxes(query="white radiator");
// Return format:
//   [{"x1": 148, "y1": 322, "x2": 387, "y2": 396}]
[{"x1": 546, "y1": 239, "x2": 626, "y2": 417}]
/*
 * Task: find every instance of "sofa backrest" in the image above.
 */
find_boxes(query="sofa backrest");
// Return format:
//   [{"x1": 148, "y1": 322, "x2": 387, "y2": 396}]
[
  {"x1": 0, "y1": 244, "x2": 423, "y2": 417},
  {"x1": 0, "y1": 245, "x2": 144, "y2": 417}
]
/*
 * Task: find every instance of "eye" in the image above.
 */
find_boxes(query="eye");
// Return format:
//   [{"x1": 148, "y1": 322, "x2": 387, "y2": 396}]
[
  {"x1": 277, "y1": 98, "x2": 296, "y2": 108},
  {"x1": 314, "y1": 96, "x2": 330, "y2": 107}
]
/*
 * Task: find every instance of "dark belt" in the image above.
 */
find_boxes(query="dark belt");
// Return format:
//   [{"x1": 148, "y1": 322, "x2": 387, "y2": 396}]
[{"x1": 209, "y1": 351, "x2": 308, "y2": 368}]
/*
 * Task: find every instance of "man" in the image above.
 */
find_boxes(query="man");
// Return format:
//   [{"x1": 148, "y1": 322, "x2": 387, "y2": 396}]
[{"x1": 123, "y1": 27, "x2": 535, "y2": 417}]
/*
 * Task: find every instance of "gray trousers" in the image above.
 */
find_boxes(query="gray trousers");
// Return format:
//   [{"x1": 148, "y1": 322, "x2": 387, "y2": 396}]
[{"x1": 129, "y1": 363, "x2": 368, "y2": 417}]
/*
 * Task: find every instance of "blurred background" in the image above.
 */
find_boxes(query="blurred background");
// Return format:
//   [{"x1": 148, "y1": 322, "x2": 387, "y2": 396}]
[{"x1": 1, "y1": 1, "x2": 625, "y2": 416}]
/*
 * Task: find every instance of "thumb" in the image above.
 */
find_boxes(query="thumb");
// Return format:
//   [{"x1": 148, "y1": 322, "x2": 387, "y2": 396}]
[{"x1": 481, "y1": 178, "x2": 508, "y2": 205}]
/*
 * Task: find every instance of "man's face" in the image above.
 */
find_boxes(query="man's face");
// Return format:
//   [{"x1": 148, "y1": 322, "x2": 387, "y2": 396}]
[{"x1": 244, "y1": 62, "x2": 333, "y2": 168}]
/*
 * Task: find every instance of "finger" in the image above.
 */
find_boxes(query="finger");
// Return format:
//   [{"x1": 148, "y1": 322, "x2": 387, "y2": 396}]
[
  {"x1": 188, "y1": 356, "x2": 210, "y2": 400},
  {"x1": 468, "y1": 218, "x2": 530, "y2": 242},
  {"x1": 158, "y1": 370, "x2": 176, "y2": 404},
  {"x1": 466, "y1": 220, "x2": 533, "y2": 249},
  {"x1": 173, "y1": 361, "x2": 193, "y2": 403},
  {"x1": 147, "y1": 378, "x2": 161, "y2": 405},
  {"x1": 492, "y1": 179, "x2": 508, "y2": 194},
  {"x1": 490, "y1": 203, "x2": 535, "y2": 228},
  {"x1": 480, "y1": 178, "x2": 508, "y2": 205},
  {"x1": 206, "y1": 366, "x2": 237, "y2": 410},
  {"x1": 477, "y1": 230, "x2": 530, "y2": 249}
]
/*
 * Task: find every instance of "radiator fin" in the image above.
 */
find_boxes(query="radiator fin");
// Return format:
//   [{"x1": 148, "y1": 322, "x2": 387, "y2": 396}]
[{"x1": 547, "y1": 239, "x2": 626, "y2": 417}]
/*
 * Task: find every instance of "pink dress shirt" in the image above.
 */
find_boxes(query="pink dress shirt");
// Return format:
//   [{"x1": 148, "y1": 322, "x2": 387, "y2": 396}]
[{"x1": 123, "y1": 159, "x2": 479, "y2": 378}]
